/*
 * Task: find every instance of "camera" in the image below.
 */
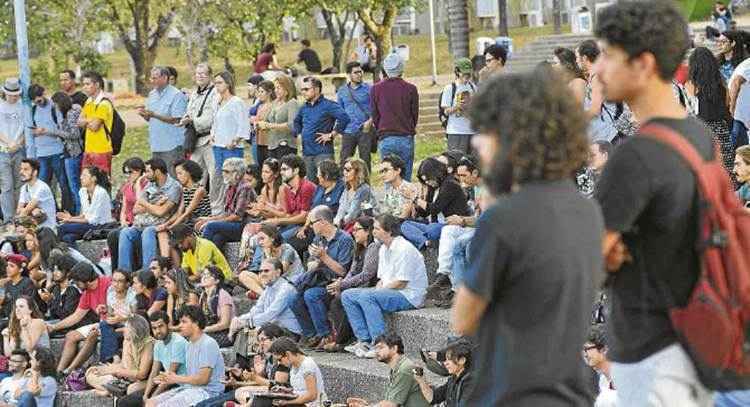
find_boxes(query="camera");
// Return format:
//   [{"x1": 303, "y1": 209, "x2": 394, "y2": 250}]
[{"x1": 413, "y1": 367, "x2": 424, "y2": 376}]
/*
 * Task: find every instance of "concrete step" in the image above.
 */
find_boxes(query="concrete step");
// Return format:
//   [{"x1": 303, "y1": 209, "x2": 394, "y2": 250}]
[{"x1": 55, "y1": 390, "x2": 113, "y2": 407}]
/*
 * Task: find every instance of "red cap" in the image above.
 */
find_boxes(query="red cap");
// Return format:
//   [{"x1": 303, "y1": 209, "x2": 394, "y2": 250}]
[{"x1": 5, "y1": 254, "x2": 27, "y2": 267}]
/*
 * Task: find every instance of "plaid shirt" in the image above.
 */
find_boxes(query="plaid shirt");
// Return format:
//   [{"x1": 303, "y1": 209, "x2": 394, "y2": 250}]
[{"x1": 225, "y1": 180, "x2": 256, "y2": 221}]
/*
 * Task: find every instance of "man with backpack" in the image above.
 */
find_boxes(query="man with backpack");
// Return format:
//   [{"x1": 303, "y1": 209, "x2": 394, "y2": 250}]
[
  {"x1": 593, "y1": 3, "x2": 719, "y2": 405},
  {"x1": 440, "y1": 58, "x2": 476, "y2": 154},
  {"x1": 78, "y1": 71, "x2": 115, "y2": 175}
]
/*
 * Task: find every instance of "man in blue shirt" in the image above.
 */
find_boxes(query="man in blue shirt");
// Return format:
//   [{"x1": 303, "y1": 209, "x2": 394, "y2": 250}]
[
  {"x1": 337, "y1": 62, "x2": 373, "y2": 172},
  {"x1": 28, "y1": 84, "x2": 73, "y2": 212},
  {"x1": 294, "y1": 76, "x2": 350, "y2": 182},
  {"x1": 290, "y1": 205, "x2": 354, "y2": 349},
  {"x1": 138, "y1": 66, "x2": 188, "y2": 176}
]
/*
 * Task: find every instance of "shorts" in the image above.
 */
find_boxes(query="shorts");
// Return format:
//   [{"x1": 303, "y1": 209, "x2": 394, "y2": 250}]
[
  {"x1": 82, "y1": 152, "x2": 113, "y2": 174},
  {"x1": 76, "y1": 322, "x2": 99, "y2": 338}
]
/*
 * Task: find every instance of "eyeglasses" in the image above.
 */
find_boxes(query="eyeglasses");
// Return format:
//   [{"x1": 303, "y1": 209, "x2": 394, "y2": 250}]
[
  {"x1": 351, "y1": 70, "x2": 363, "y2": 75},
  {"x1": 310, "y1": 218, "x2": 322, "y2": 226},
  {"x1": 259, "y1": 268, "x2": 273, "y2": 273},
  {"x1": 379, "y1": 167, "x2": 392, "y2": 174},
  {"x1": 352, "y1": 226, "x2": 365, "y2": 232},
  {"x1": 9, "y1": 359, "x2": 26, "y2": 364},
  {"x1": 582, "y1": 345, "x2": 601, "y2": 352},
  {"x1": 343, "y1": 166, "x2": 354, "y2": 172}
]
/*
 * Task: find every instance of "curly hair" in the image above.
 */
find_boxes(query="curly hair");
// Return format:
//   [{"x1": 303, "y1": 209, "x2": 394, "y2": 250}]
[
  {"x1": 595, "y1": 1, "x2": 689, "y2": 80},
  {"x1": 468, "y1": 71, "x2": 589, "y2": 194},
  {"x1": 718, "y1": 30, "x2": 748, "y2": 69},
  {"x1": 689, "y1": 47, "x2": 730, "y2": 118},
  {"x1": 344, "y1": 157, "x2": 369, "y2": 188}
]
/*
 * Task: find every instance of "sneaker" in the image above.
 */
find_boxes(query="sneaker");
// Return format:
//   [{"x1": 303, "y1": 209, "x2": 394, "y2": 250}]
[
  {"x1": 345, "y1": 341, "x2": 369, "y2": 355},
  {"x1": 426, "y1": 274, "x2": 451, "y2": 300},
  {"x1": 362, "y1": 347, "x2": 377, "y2": 359}
]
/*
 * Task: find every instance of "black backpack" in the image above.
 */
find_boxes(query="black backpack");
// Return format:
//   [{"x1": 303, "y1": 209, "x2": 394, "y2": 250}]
[
  {"x1": 438, "y1": 82, "x2": 475, "y2": 129},
  {"x1": 95, "y1": 98, "x2": 126, "y2": 156}
]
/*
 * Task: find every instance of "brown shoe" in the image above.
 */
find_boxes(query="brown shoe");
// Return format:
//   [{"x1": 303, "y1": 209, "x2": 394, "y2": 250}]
[
  {"x1": 302, "y1": 336, "x2": 322, "y2": 349},
  {"x1": 315, "y1": 335, "x2": 335, "y2": 352},
  {"x1": 323, "y1": 342, "x2": 345, "y2": 353}
]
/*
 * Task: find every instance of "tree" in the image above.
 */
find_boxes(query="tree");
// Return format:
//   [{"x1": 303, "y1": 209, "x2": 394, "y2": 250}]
[
  {"x1": 319, "y1": 7, "x2": 357, "y2": 72},
  {"x1": 103, "y1": 0, "x2": 177, "y2": 95},
  {"x1": 497, "y1": 0, "x2": 508, "y2": 36},
  {"x1": 175, "y1": 0, "x2": 212, "y2": 72},
  {"x1": 447, "y1": 0, "x2": 470, "y2": 58},
  {"x1": 355, "y1": 0, "x2": 421, "y2": 77},
  {"x1": 552, "y1": 0, "x2": 562, "y2": 34}
]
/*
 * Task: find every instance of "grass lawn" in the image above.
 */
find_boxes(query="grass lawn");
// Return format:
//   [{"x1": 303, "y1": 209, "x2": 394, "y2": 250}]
[
  {"x1": 113, "y1": 127, "x2": 447, "y2": 189},
  {"x1": 0, "y1": 25, "x2": 567, "y2": 96}
]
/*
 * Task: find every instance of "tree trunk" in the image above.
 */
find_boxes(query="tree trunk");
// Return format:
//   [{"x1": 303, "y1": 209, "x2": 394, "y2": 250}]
[
  {"x1": 321, "y1": 9, "x2": 347, "y2": 72},
  {"x1": 497, "y1": 0, "x2": 508, "y2": 36},
  {"x1": 448, "y1": 0, "x2": 470, "y2": 58},
  {"x1": 358, "y1": 4, "x2": 398, "y2": 80},
  {"x1": 552, "y1": 0, "x2": 562, "y2": 34}
]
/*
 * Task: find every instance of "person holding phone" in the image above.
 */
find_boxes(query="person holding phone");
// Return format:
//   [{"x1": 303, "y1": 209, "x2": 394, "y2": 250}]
[{"x1": 413, "y1": 338, "x2": 474, "y2": 407}]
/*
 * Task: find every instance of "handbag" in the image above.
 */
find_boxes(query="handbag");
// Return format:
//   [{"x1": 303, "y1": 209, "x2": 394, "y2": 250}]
[
  {"x1": 184, "y1": 86, "x2": 214, "y2": 153},
  {"x1": 82, "y1": 222, "x2": 120, "y2": 241},
  {"x1": 64, "y1": 368, "x2": 89, "y2": 391}
]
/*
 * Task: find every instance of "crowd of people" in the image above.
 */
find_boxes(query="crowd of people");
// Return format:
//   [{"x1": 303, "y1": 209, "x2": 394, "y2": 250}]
[{"x1": 0, "y1": 1, "x2": 748, "y2": 406}]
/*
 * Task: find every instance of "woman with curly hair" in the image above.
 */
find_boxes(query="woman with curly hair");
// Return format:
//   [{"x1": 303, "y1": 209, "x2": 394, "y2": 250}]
[
  {"x1": 552, "y1": 47, "x2": 587, "y2": 107},
  {"x1": 687, "y1": 47, "x2": 735, "y2": 178},
  {"x1": 334, "y1": 158, "x2": 374, "y2": 229},
  {"x1": 452, "y1": 70, "x2": 602, "y2": 406},
  {"x1": 717, "y1": 30, "x2": 748, "y2": 82}
]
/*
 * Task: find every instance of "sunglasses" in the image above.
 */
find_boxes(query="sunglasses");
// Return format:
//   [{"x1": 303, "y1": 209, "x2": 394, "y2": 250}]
[
  {"x1": 343, "y1": 166, "x2": 354, "y2": 172},
  {"x1": 259, "y1": 268, "x2": 273, "y2": 273}
]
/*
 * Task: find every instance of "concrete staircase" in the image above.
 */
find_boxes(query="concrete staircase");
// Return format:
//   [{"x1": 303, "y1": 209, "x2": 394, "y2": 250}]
[
  {"x1": 52, "y1": 241, "x2": 451, "y2": 406},
  {"x1": 507, "y1": 33, "x2": 595, "y2": 73}
]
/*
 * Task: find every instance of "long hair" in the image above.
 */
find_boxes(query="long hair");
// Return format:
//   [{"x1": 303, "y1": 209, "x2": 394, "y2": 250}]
[
  {"x1": 719, "y1": 31, "x2": 748, "y2": 68},
  {"x1": 353, "y1": 216, "x2": 374, "y2": 256},
  {"x1": 50, "y1": 92, "x2": 73, "y2": 118},
  {"x1": 8, "y1": 296, "x2": 44, "y2": 350},
  {"x1": 262, "y1": 158, "x2": 282, "y2": 204},
  {"x1": 125, "y1": 314, "x2": 152, "y2": 349},
  {"x1": 165, "y1": 268, "x2": 193, "y2": 309},
  {"x1": 215, "y1": 71, "x2": 236, "y2": 95},
  {"x1": 417, "y1": 157, "x2": 448, "y2": 187},
  {"x1": 344, "y1": 157, "x2": 369, "y2": 189},
  {"x1": 36, "y1": 227, "x2": 63, "y2": 271},
  {"x1": 82, "y1": 166, "x2": 111, "y2": 192},
  {"x1": 689, "y1": 47, "x2": 729, "y2": 116},
  {"x1": 553, "y1": 47, "x2": 585, "y2": 80}
]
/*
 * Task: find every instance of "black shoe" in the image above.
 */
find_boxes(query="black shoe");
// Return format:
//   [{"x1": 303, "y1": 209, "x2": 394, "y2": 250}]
[
  {"x1": 426, "y1": 274, "x2": 451, "y2": 299},
  {"x1": 434, "y1": 289, "x2": 455, "y2": 309}
]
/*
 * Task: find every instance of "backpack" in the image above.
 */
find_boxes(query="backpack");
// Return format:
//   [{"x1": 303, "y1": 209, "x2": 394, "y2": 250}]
[
  {"x1": 95, "y1": 98, "x2": 126, "y2": 156},
  {"x1": 31, "y1": 104, "x2": 58, "y2": 127},
  {"x1": 641, "y1": 123, "x2": 750, "y2": 390},
  {"x1": 438, "y1": 82, "x2": 475, "y2": 129}
]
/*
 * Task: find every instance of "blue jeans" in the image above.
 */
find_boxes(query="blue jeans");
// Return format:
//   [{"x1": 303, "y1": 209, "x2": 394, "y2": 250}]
[
  {"x1": 732, "y1": 120, "x2": 748, "y2": 148},
  {"x1": 212, "y1": 146, "x2": 244, "y2": 175},
  {"x1": 202, "y1": 221, "x2": 243, "y2": 250},
  {"x1": 290, "y1": 287, "x2": 331, "y2": 338},
  {"x1": 379, "y1": 135, "x2": 415, "y2": 181},
  {"x1": 450, "y1": 231, "x2": 473, "y2": 290},
  {"x1": 17, "y1": 391, "x2": 36, "y2": 407},
  {"x1": 58, "y1": 222, "x2": 96, "y2": 246},
  {"x1": 716, "y1": 391, "x2": 750, "y2": 407},
  {"x1": 401, "y1": 221, "x2": 445, "y2": 250},
  {"x1": 341, "y1": 288, "x2": 415, "y2": 343},
  {"x1": 195, "y1": 390, "x2": 236, "y2": 407},
  {"x1": 64, "y1": 154, "x2": 82, "y2": 215},
  {"x1": 280, "y1": 225, "x2": 300, "y2": 241},
  {"x1": 118, "y1": 226, "x2": 159, "y2": 272},
  {"x1": 99, "y1": 320, "x2": 123, "y2": 363},
  {"x1": 38, "y1": 152, "x2": 72, "y2": 208},
  {"x1": 303, "y1": 154, "x2": 334, "y2": 182}
]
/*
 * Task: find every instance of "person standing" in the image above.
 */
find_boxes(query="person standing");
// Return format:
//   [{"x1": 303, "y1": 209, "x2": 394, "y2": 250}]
[
  {"x1": 78, "y1": 71, "x2": 114, "y2": 175},
  {"x1": 294, "y1": 77, "x2": 350, "y2": 181},
  {"x1": 441, "y1": 58, "x2": 477, "y2": 154},
  {"x1": 297, "y1": 39, "x2": 322, "y2": 74},
  {"x1": 593, "y1": 2, "x2": 714, "y2": 405},
  {"x1": 478, "y1": 44, "x2": 507, "y2": 82},
  {"x1": 59, "y1": 70, "x2": 88, "y2": 107},
  {"x1": 28, "y1": 84, "x2": 73, "y2": 210},
  {"x1": 0, "y1": 77, "x2": 27, "y2": 223},
  {"x1": 259, "y1": 75, "x2": 299, "y2": 160},
  {"x1": 210, "y1": 72, "x2": 249, "y2": 180},
  {"x1": 138, "y1": 67, "x2": 188, "y2": 175},
  {"x1": 180, "y1": 63, "x2": 219, "y2": 204},
  {"x1": 452, "y1": 70, "x2": 602, "y2": 405},
  {"x1": 49, "y1": 92, "x2": 84, "y2": 215},
  {"x1": 349, "y1": 34, "x2": 378, "y2": 79},
  {"x1": 337, "y1": 62, "x2": 373, "y2": 172},
  {"x1": 251, "y1": 80, "x2": 276, "y2": 166},
  {"x1": 371, "y1": 53, "x2": 419, "y2": 181}
]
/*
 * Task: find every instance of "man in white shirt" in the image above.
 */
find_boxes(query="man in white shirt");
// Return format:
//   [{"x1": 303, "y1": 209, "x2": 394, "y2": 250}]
[
  {"x1": 342, "y1": 213, "x2": 427, "y2": 359},
  {"x1": 0, "y1": 350, "x2": 29, "y2": 405},
  {"x1": 729, "y1": 57, "x2": 750, "y2": 148},
  {"x1": 17, "y1": 158, "x2": 57, "y2": 231},
  {"x1": 441, "y1": 58, "x2": 477, "y2": 154}
]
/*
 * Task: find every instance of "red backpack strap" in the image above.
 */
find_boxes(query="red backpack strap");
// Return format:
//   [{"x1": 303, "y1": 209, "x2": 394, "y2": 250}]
[{"x1": 639, "y1": 123, "x2": 708, "y2": 172}]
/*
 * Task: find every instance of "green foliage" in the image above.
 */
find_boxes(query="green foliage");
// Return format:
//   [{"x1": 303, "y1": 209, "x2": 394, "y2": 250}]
[
  {"x1": 675, "y1": 0, "x2": 715, "y2": 21},
  {"x1": 75, "y1": 47, "x2": 112, "y2": 76}
]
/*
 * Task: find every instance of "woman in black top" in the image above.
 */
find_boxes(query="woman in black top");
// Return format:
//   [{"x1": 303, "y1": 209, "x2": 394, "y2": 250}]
[
  {"x1": 400, "y1": 157, "x2": 470, "y2": 250},
  {"x1": 687, "y1": 47, "x2": 735, "y2": 179}
]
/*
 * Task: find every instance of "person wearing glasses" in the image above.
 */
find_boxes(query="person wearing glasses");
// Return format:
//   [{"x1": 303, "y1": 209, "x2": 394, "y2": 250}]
[
  {"x1": 196, "y1": 158, "x2": 257, "y2": 251},
  {"x1": 293, "y1": 77, "x2": 350, "y2": 182},
  {"x1": 197, "y1": 266, "x2": 235, "y2": 348},
  {"x1": 376, "y1": 154, "x2": 418, "y2": 220},
  {"x1": 0, "y1": 350, "x2": 30, "y2": 405},
  {"x1": 337, "y1": 62, "x2": 373, "y2": 172},
  {"x1": 478, "y1": 44, "x2": 507, "y2": 83},
  {"x1": 334, "y1": 158, "x2": 374, "y2": 229},
  {"x1": 229, "y1": 258, "x2": 302, "y2": 338},
  {"x1": 583, "y1": 324, "x2": 616, "y2": 407}
]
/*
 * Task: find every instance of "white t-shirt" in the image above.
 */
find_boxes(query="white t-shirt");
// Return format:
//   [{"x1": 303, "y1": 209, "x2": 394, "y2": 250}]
[
  {"x1": 19, "y1": 180, "x2": 57, "y2": 230},
  {"x1": 595, "y1": 373, "x2": 616, "y2": 407},
  {"x1": 289, "y1": 356, "x2": 326, "y2": 406},
  {"x1": 377, "y1": 236, "x2": 428, "y2": 307},
  {"x1": 0, "y1": 375, "x2": 27, "y2": 404},
  {"x1": 731, "y1": 58, "x2": 750, "y2": 127},
  {"x1": 441, "y1": 82, "x2": 476, "y2": 135},
  {"x1": 79, "y1": 185, "x2": 114, "y2": 225},
  {"x1": 0, "y1": 100, "x2": 25, "y2": 148}
]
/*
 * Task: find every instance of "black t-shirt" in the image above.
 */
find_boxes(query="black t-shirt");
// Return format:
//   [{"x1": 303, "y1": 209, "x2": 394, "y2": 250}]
[
  {"x1": 594, "y1": 117, "x2": 714, "y2": 363},
  {"x1": 298, "y1": 49, "x2": 322, "y2": 73},
  {"x1": 3, "y1": 277, "x2": 36, "y2": 318},
  {"x1": 462, "y1": 180, "x2": 602, "y2": 406}
]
